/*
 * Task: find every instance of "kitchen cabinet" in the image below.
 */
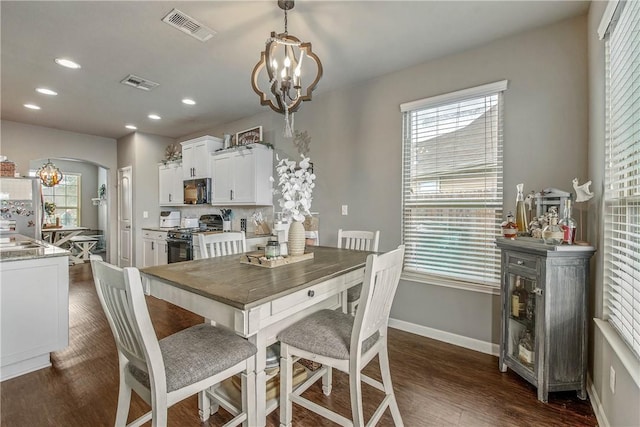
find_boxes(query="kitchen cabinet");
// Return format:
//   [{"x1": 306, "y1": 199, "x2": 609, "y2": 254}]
[
  {"x1": 142, "y1": 230, "x2": 168, "y2": 267},
  {"x1": 181, "y1": 135, "x2": 223, "y2": 179},
  {"x1": 158, "y1": 162, "x2": 183, "y2": 205},
  {"x1": 1, "y1": 254, "x2": 69, "y2": 381},
  {"x1": 211, "y1": 144, "x2": 273, "y2": 206},
  {"x1": 496, "y1": 237, "x2": 595, "y2": 402}
]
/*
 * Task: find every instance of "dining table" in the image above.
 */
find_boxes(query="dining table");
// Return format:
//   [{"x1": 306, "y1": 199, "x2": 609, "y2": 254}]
[
  {"x1": 41, "y1": 226, "x2": 89, "y2": 264},
  {"x1": 140, "y1": 245, "x2": 371, "y2": 427}
]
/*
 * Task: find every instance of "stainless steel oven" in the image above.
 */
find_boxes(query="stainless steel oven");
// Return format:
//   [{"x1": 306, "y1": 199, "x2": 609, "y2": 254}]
[
  {"x1": 166, "y1": 235, "x2": 193, "y2": 263},
  {"x1": 165, "y1": 214, "x2": 222, "y2": 263}
]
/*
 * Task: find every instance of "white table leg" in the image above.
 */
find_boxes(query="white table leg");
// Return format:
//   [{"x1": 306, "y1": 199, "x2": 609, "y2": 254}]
[{"x1": 249, "y1": 333, "x2": 267, "y2": 427}]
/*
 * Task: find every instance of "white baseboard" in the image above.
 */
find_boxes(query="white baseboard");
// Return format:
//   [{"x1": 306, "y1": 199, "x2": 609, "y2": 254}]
[
  {"x1": 388, "y1": 318, "x2": 500, "y2": 356},
  {"x1": 587, "y1": 375, "x2": 610, "y2": 427}
]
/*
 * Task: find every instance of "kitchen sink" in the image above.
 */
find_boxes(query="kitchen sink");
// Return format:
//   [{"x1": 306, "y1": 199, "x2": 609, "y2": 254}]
[
  {"x1": 0, "y1": 241, "x2": 45, "y2": 250},
  {"x1": 0, "y1": 241, "x2": 47, "y2": 258}
]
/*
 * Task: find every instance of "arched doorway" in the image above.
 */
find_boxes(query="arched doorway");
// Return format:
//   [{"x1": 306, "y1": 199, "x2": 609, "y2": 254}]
[{"x1": 30, "y1": 158, "x2": 110, "y2": 261}]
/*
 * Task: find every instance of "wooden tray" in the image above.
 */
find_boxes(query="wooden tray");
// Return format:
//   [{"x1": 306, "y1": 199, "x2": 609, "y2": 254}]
[{"x1": 241, "y1": 251, "x2": 314, "y2": 268}]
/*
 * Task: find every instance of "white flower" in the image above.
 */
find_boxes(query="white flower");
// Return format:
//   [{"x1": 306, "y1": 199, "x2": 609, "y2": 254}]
[{"x1": 271, "y1": 154, "x2": 315, "y2": 222}]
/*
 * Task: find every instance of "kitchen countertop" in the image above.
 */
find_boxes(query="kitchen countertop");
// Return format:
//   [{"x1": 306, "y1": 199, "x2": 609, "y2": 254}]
[{"x1": 0, "y1": 234, "x2": 70, "y2": 262}]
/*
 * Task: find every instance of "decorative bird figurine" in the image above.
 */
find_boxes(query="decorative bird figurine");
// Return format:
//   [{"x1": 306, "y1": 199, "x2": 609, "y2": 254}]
[{"x1": 573, "y1": 178, "x2": 594, "y2": 202}]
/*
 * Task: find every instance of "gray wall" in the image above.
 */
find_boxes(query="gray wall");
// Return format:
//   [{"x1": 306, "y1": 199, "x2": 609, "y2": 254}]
[
  {"x1": 586, "y1": 2, "x2": 640, "y2": 426},
  {"x1": 0, "y1": 120, "x2": 118, "y2": 262},
  {"x1": 117, "y1": 131, "x2": 174, "y2": 267},
  {"x1": 184, "y1": 14, "x2": 589, "y2": 348}
]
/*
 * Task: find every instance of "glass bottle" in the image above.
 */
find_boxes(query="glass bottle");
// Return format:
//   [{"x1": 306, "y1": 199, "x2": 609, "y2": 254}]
[
  {"x1": 526, "y1": 290, "x2": 535, "y2": 322},
  {"x1": 558, "y1": 198, "x2": 577, "y2": 245},
  {"x1": 501, "y1": 211, "x2": 518, "y2": 239},
  {"x1": 518, "y1": 331, "x2": 535, "y2": 367},
  {"x1": 515, "y1": 183, "x2": 529, "y2": 234},
  {"x1": 265, "y1": 240, "x2": 280, "y2": 259},
  {"x1": 542, "y1": 208, "x2": 563, "y2": 245},
  {"x1": 511, "y1": 277, "x2": 528, "y2": 318}
]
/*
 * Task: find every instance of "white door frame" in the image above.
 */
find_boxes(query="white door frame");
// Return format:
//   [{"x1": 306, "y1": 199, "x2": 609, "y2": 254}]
[{"x1": 117, "y1": 166, "x2": 133, "y2": 267}]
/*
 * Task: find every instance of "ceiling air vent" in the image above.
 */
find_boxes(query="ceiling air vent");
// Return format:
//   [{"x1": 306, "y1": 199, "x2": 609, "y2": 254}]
[
  {"x1": 120, "y1": 74, "x2": 160, "y2": 91},
  {"x1": 162, "y1": 8, "x2": 216, "y2": 42}
]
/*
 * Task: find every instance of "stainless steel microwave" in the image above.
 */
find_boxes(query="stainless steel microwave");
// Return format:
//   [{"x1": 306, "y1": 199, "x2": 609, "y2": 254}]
[{"x1": 183, "y1": 178, "x2": 211, "y2": 204}]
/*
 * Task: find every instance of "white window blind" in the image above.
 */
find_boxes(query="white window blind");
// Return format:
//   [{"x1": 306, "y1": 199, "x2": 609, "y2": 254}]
[
  {"x1": 603, "y1": 0, "x2": 640, "y2": 359},
  {"x1": 401, "y1": 81, "x2": 507, "y2": 287}
]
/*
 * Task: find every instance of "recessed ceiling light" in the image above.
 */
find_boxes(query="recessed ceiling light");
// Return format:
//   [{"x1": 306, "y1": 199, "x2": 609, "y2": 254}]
[
  {"x1": 55, "y1": 58, "x2": 81, "y2": 69},
  {"x1": 148, "y1": 114, "x2": 161, "y2": 120},
  {"x1": 36, "y1": 88, "x2": 58, "y2": 96},
  {"x1": 24, "y1": 104, "x2": 41, "y2": 110},
  {"x1": 182, "y1": 98, "x2": 196, "y2": 105},
  {"x1": 125, "y1": 125, "x2": 137, "y2": 130}
]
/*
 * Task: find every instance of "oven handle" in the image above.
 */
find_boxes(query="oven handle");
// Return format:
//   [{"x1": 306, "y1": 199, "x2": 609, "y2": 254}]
[{"x1": 166, "y1": 238, "x2": 192, "y2": 244}]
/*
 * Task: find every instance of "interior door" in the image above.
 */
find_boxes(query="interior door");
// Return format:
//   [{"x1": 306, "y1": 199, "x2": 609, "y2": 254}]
[{"x1": 118, "y1": 166, "x2": 132, "y2": 267}]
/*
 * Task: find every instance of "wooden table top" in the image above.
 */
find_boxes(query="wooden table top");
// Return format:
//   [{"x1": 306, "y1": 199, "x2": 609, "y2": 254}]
[{"x1": 140, "y1": 246, "x2": 372, "y2": 310}]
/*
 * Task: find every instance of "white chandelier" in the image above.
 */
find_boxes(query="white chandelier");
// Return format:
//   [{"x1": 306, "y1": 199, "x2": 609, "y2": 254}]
[{"x1": 251, "y1": 0, "x2": 323, "y2": 138}]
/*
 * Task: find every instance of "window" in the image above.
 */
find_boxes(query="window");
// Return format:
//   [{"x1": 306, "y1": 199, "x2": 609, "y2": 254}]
[
  {"x1": 601, "y1": 0, "x2": 640, "y2": 358},
  {"x1": 42, "y1": 173, "x2": 81, "y2": 227},
  {"x1": 400, "y1": 80, "x2": 507, "y2": 288}
]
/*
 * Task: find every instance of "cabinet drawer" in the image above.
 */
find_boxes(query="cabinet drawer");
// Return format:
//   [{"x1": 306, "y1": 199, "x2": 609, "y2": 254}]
[
  {"x1": 143, "y1": 231, "x2": 167, "y2": 240},
  {"x1": 506, "y1": 252, "x2": 538, "y2": 273}
]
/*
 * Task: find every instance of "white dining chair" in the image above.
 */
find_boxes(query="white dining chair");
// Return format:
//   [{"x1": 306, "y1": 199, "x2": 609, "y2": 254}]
[
  {"x1": 90, "y1": 255, "x2": 257, "y2": 427},
  {"x1": 198, "y1": 231, "x2": 246, "y2": 258},
  {"x1": 278, "y1": 245, "x2": 405, "y2": 427},
  {"x1": 337, "y1": 229, "x2": 380, "y2": 315}
]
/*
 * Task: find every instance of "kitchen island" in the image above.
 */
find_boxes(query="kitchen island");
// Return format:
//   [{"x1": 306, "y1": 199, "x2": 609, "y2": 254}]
[{"x1": 0, "y1": 234, "x2": 70, "y2": 381}]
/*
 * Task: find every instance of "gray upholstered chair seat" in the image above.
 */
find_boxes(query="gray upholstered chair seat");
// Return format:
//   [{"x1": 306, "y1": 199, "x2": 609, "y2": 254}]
[
  {"x1": 277, "y1": 309, "x2": 379, "y2": 360},
  {"x1": 347, "y1": 284, "x2": 362, "y2": 302},
  {"x1": 129, "y1": 324, "x2": 257, "y2": 392}
]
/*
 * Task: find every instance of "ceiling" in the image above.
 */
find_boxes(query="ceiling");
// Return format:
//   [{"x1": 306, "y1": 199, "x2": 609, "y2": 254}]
[{"x1": 1, "y1": 1, "x2": 590, "y2": 140}]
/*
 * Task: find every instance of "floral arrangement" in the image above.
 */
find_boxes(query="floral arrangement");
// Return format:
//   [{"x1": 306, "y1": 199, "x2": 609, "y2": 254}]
[
  {"x1": 44, "y1": 201, "x2": 56, "y2": 216},
  {"x1": 271, "y1": 154, "x2": 316, "y2": 222}
]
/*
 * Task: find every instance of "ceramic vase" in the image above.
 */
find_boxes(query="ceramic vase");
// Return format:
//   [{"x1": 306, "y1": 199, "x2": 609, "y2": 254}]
[
  {"x1": 288, "y1": 220, "x2": 305, "y2": 256},
  {"x1": 223, "y1": 220, "x2": 231, "y2": 232}
]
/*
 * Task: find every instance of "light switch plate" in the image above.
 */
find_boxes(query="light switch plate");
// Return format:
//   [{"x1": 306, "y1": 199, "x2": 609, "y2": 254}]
[
  {"x1": 341, "y1": 205, "x2": 348, "y2": 215},
  {"x1": 143, "y1": 211, "x2": 149, "y2": 219}
]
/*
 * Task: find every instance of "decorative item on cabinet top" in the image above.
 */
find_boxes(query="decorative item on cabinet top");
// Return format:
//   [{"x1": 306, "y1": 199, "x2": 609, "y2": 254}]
[
  {"x1": 164, "y1": 143, "x2": 182, "y2": 162},
  {"x1": 235, "y1": 126, "x2": 263, "y2": 146}
]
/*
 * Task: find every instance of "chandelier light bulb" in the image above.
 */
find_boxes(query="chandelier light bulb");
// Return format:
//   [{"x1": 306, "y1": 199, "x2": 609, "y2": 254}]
[{"x1": 284, "y1": 56, "x2": 291, "y2": 68}]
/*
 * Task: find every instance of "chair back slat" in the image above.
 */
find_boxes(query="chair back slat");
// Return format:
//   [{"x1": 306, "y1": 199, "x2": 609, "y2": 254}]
[
  {"x1": 198, "y1": 231, "x2": 247, "y2": 258},
  {"x1": 352, "y1": 245, "x2": 405, "y2": 352},
  {"x1": 90, "y1": 257, "x2": 164, "y2": 379},
  {"x1": 337, "y1": 229, "x2": 380, "y2": 252}
]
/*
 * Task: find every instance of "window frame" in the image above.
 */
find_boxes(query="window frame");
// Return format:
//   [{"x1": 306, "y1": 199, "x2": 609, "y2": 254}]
[
  {"x1": 400, "y1": 80, "x2": 508, "y2": 293},
  {"x1": 601, "y1": 0, "x2": 640, "y2": 360},
  {"x1": 41, "y1": 172, "x2": 82, "y2": 227}
]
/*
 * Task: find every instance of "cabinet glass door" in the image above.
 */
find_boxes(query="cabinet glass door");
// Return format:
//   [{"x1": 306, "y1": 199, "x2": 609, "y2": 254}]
[{"x1": 507, "y1": 272, "x2": 536, "y2": 373}]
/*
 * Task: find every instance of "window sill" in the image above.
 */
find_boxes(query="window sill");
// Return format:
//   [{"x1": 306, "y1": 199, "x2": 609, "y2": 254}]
[
  {"x1": 401, "y1": 271, "x2": 500, "y2": 295},
  {"x1": 594, "y1": 318, "x2": 640, "y2": 389}
]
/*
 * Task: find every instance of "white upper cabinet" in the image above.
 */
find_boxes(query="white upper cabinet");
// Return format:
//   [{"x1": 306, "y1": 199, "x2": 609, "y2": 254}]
[
  {"x1": 181, "y1": 135, "x2": 223, "y2": 179},
  {"x1": 158, "y1": 163, "x2": 183, "y2": 206},
  {"x1": 211, "y1": 144, "x2": 273, "y2": 206}
]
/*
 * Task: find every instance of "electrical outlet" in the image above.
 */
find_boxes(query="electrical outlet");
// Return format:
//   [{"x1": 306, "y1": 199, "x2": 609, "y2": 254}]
[
  {"x1": 341, "y1": 205, "x2": 348, "y2": 216},
  {"x1": 143, "y1": 211, "x2": 149, "y2": 219},
  {"x1": 610, "y1": 365, "x2": 616, "y2": 394}
]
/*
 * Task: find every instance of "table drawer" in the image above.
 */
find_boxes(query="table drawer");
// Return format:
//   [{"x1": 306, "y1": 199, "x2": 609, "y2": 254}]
[{"x1": 270, "y1": 277, "x2": 340, "y2": 315}]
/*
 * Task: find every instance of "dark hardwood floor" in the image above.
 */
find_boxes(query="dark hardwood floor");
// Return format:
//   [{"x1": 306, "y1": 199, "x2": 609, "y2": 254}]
[{"x1": 0, "y1": 263, "x2": 597, "y2": 426}]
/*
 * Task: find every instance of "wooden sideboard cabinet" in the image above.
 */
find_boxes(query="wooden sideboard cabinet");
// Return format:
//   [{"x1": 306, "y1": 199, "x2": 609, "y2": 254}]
[{"x1": 496, "y1": 237, "x2": 595, "y2": 402}]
